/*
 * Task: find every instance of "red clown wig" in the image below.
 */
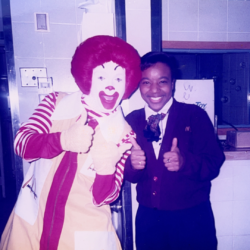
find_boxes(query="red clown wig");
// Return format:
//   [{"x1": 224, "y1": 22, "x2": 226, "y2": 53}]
[{"x1": 71, "y1": 35, "x2": 141, "y2": 99}]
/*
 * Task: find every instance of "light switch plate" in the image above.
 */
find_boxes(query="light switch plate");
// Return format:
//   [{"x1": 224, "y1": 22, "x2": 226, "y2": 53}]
[{"x1": 20, "y1": 68, "x2": 47, "y2": 87}]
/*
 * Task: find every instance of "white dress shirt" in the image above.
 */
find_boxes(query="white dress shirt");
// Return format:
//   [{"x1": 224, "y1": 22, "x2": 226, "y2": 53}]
[{"x1": 144, "y1": 97, "x2": 173, "y2": 159}]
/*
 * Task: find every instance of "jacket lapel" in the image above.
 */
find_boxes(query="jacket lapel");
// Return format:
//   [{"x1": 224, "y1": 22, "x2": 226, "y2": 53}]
[
  {"x1": 139, "y1": 109, "x2": 157, "y2": 162},
  {"x1": 159, "y1": 99, "x2": 180, "y2": 159}
]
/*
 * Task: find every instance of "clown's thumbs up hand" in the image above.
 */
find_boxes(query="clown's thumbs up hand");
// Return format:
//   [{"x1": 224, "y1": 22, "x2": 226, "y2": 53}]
[
  {"x1": 60, "y1": 115, "x2": 94, "y2": 153},
  {"x1": 130, "y1": 136, "x2": 146, "y2": 170},
  {"x1": 163, "y1": 138, "x2": 183, "y2": 172}
]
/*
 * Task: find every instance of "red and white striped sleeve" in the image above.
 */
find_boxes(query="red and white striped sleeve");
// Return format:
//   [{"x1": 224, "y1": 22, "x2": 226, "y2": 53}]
[
  {"x1": 14, "y1": 92, "x2": 61, "y2": 161},
  {"x1": 92, "y1": 131, "x2": 136, "y2": 206}
]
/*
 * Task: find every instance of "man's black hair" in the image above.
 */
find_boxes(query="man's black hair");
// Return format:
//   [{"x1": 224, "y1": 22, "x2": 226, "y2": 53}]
[{"x1": 140, "y1": 51, "x2": 179, "y2": 80}]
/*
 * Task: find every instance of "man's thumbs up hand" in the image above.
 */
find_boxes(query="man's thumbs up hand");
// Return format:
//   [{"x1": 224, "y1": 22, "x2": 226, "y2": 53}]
[
  {"x1": 130, "y1": 136, "x2": 146, "y2": 170},
  {"x1": 163, "y1": 138, "x2": 183, "y2": 172},
  {"x1": 170, "y1": 137, "x2": 178, "y2": 152},
  {"x1": 130, "y1": 136, "x2": 141, "y2": 150}
]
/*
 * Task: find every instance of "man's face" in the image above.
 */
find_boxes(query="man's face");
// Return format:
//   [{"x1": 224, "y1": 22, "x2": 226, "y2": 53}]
[
  {"x1": 86, "y1": 61, "x2": 126, "y2": 112},
  {"x1": 140, "y1": 62, "x2": 174, "y2": 112}
]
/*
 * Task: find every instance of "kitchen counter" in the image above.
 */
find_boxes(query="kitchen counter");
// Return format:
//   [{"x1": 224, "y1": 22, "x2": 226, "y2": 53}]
[
  {"x1": 218, "y1": 128, "x2": 250, "y2": 160},
  {"x1": 224, "y1": 149, "x2": 250, "y2": 160}
]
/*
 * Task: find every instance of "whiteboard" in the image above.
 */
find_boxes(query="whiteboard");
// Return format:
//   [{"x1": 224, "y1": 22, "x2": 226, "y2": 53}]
[{"x1": 174, "y1": 79, "x2": 215, "y2": 125}]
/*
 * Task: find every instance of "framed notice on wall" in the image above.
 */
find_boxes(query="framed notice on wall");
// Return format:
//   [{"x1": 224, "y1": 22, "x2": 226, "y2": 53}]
[{"x1": 174, "y1": 79, "x2": 215, "y2": 125}]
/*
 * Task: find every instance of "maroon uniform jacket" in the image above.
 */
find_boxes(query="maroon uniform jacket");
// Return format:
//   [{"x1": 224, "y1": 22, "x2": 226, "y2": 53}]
[{"x1": 124, "y1": 99, "x2": 225, "y2": 210}]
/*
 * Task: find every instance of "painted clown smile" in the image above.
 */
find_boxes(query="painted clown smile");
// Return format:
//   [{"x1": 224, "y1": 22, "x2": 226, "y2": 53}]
[{"x1": 99, "y1": 91, "x2": 119, "y2": 109}]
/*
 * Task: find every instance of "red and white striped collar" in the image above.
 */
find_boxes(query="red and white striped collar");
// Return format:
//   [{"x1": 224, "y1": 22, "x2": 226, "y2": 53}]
[{"x1": 81, "y1": 94, "x2": 118, "y2": 120}]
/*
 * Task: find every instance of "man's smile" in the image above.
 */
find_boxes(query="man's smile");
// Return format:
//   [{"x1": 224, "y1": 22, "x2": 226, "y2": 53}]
[{"x1": 149, "y1": 96, "x2": 163, "y2": 103}]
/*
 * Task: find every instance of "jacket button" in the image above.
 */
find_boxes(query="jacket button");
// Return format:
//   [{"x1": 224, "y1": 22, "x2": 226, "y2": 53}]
[
  {"x1": 153, "y1": 191, "x2": 156, "y2": 195},
  {"x1": 153, "y1": 176, "x2": 158, "y2": 181}
]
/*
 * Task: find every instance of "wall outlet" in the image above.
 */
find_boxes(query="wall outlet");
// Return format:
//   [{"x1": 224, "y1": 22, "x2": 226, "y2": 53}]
[
  {"x1": 20, "y1": 68, "x2": 47, "y2": 87},
  {"x1": 38, "y1": 77, "x2": 53, "y2": 102}
]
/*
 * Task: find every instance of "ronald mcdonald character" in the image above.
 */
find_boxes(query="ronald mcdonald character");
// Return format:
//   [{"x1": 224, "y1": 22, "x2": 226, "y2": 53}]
[{"x1": 0, "y1": 35, "x2": 141, "y2": 250}]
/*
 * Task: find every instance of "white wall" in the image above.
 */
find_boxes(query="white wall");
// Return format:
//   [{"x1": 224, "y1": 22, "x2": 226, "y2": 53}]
[
  {"x1": 162, "y1": 0, "x2": 250, "y2": 42},
  {"x1": 211, "y1": 159, "x2": 250, "y2": 250},
  {"x1": 125, "y1": 1, "x2": 151, "y2": 249},
  {"x1": 123, "y1": 0, "x2": 151, "y2": 115},
  {"x1": 10, "y1": 0, "x2": 83, "y2": 124}
]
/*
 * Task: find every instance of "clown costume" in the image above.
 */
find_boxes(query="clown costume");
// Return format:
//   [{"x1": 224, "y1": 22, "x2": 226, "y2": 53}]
[{"x1": 0, "y1": 35, "x2": 141, "y2": 250}]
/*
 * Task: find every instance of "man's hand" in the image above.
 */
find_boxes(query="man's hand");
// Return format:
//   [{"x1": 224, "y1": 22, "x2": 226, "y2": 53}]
[
  {"x1": 163, "y1": 138, "x2": 183, "y2": 171},
  {"x1": 130, "y1": 136, "x2": 146, "y2": 170}
]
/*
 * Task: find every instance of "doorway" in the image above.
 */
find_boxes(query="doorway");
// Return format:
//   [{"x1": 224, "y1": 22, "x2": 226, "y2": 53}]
[{"x1": 0, "y1": 45, "x2": 17, "y2": 236}]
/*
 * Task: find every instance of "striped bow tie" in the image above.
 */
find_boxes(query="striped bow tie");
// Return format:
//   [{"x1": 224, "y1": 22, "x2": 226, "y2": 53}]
[{"x1": 143, "y1": 113, "x2": 166, "y2": 142}]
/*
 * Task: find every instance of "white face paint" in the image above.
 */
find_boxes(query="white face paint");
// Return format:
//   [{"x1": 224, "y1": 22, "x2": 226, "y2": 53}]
[{"x1": 85, "y1": 61, "x2": 126, "y2": 112}]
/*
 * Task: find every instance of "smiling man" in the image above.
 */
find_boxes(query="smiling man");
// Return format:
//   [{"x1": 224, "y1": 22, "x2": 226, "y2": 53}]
[
  {"x1": 140, "y1": 61, "x2": 173, "y2": 112},
  {"x1": 124, "y1": 51, "x2": 225, "y2": 250}
]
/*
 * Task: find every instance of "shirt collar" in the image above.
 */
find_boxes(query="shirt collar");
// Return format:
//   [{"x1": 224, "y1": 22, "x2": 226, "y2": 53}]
[{"x1": 145, "y1": 97, "x2": 173, "y2": 120}]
